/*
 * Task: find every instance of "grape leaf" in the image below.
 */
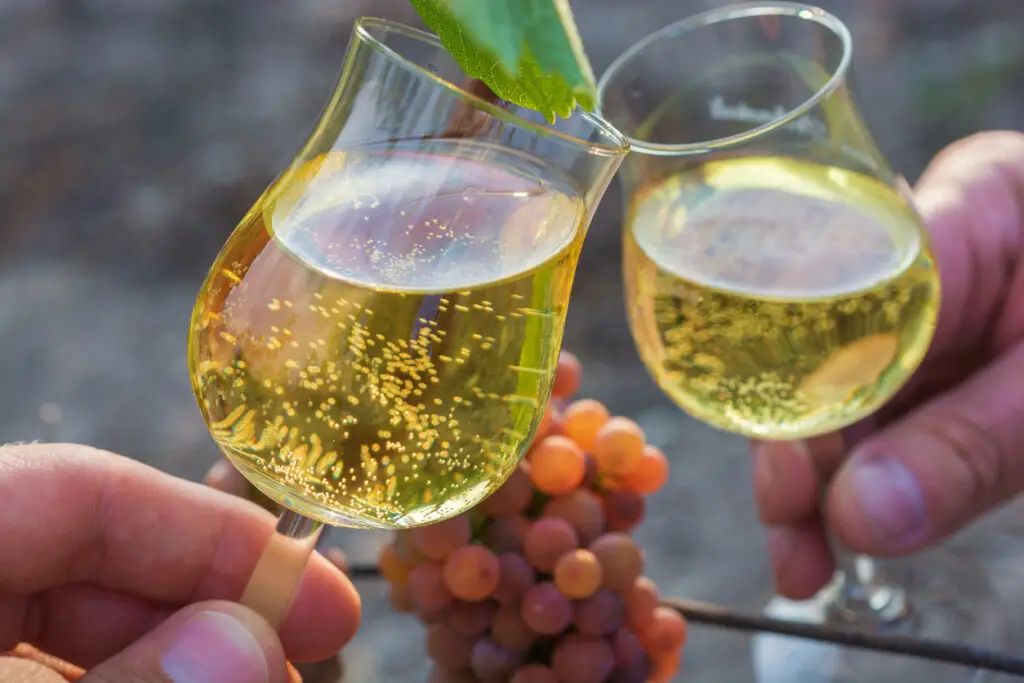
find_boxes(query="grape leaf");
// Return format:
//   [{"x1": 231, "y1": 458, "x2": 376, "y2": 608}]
[{"x1": 407, "y1": 0, "x2": 597, "y2": 122}]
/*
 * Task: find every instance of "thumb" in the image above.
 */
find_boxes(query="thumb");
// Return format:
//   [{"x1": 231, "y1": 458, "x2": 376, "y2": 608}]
[
  {"x1": 826, "y1": 341, "x2": 1024, "y2": 556},
  {"x1": 80, "y1": 600, "x2": 295, "y2": 683}
]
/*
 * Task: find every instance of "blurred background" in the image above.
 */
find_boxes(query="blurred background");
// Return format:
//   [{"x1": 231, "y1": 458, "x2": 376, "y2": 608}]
[{"x1": 2, "y1": 1, "x2": 1023, "y2": 681}]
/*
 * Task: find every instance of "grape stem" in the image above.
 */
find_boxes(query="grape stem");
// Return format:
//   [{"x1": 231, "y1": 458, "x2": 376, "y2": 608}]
[
  {"x1": 239, "y1": 508, "x2": 324, "y2": 629},
  {"x1": 342, "y1": 561, "x2": 1023, "y2": 675}
]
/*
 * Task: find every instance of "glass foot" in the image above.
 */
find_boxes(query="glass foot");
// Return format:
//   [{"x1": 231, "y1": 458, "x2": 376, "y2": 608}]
[{"x1": 751, "y1": 550, "x2": 1006, "y2": 683}]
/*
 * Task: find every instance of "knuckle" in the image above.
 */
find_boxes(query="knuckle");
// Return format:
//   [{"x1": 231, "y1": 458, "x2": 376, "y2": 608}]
[{"x1": 914, "y1": 410, "x2": 1006, "y2": 503}]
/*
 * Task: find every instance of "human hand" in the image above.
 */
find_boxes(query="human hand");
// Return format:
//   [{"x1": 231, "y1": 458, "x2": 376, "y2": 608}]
[
  {"x1": 752, "y1": 130, "x2": 1024, "y2": 599},
  {"x1": 0, "y1": 442, "x2": 362, "y2": 682}
]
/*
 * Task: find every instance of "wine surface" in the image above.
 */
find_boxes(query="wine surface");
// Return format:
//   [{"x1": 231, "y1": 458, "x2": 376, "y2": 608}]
[
  {"x1": 189, "y1": 139, "x2": 585, "y2": 528},
  {"x1": 624, "y1": 156, "x2": 940, "y2": 439}
]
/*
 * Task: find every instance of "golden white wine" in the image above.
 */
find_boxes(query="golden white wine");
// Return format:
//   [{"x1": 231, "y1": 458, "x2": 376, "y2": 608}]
[
  {"x1": 189, "y1": 140, "x2": 585, "y2": 528},
  {"x1": 624, "y1": 156, "x2": 940, "y2": 439}
]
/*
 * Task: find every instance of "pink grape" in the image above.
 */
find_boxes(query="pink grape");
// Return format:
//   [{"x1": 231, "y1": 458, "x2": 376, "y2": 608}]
[
  {"x1": 388, "y1": 583, "x2": 415, "y2": 613},
  {"x1": 603, "y1": 489, "x2": 646, "y2": 533},
  {"x1": 521, "y1": 582, "x2": 573, "y2": 635},
  {"x1": 470, "y1": 638, "x2": 522, "y2": 679},
  {"x1": 551, "y1": 633, "x2": 615, "y2": 683},
  {"x1": 409, "y1": 563, "x2": 454, "y2": 612},
  {"x1": 574, "y1": 589, "x2": 626, "y2": 636},
  {"x1": 412, "y1": 515, "x2": 472, "y2": 561},
  {"x1": 609, "y1": 657, "x2": 652, "y2": 683},
  {"x1": 443, "y1": 545, "x2": 501, "y2": 602},
  {"x1": 426, "y1": 621, "x2": 475, "y2": 671},
  {"x1": 626, "y1": 576, "x2": 660, "y2": 631},
  {"x1": 542, "y1": 489, "x2": 605, "y2": 545},
  {"x1": 478, "y1": 465, "x2": 534, "y2": 516},
  {"x1": 612, "y1": 628, "x2": 645, "y2": 666},
  {"x1": 523, "y1": 517, "x2": 579, "y2": 573},
  {"x1": 494, "y1": 552, "x2": 536, "y2": 604},
  {"x1": 641, "y1": 606, "x2": 689, "y2": 656},
  {"x1": 428, "y1": 668, "x2": 478, "y2": 683},
  {"x1": 491, "y1": 602, "x2": 537, "y2": 652},
  {"x1": 511, "y1": 664, "x2": 559, "y2": 683},
  {"x1": 484, "y1": 515, "x2": 530, "y2": 553},
  {"x1": 448, "y1": 599, "x2": 497, "y2": 636},
  {"x1": 393, "y1": 529, "x2": 428, "y2": 565},
  {"x1": 590, "y1": 532, "x2": 644, "y2": 592}
]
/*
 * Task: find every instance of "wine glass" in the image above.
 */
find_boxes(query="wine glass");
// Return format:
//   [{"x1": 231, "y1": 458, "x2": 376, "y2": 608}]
[
  {"x1": 187, "y1": 17, "x2": 628, "y2": 627},
  {"x1": 597, "y1": 3, "x2": 1004, "y2": 682}
]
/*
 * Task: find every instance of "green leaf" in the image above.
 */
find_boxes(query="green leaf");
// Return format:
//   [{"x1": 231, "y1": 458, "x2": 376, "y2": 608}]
[{"x1": 408, "y1": 0, "x2": 597, "y2": 123}]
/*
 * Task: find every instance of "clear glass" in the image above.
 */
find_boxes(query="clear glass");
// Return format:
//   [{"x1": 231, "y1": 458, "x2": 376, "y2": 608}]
[
  {"x1": 597, "y1": 3, "x2": 1003, "y2": 682},
  {"x1": 187, "y1": 17, "x2": 627, "y2": 627}
]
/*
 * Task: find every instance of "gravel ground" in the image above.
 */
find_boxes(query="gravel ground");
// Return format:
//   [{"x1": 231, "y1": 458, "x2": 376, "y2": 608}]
[{"x1": 2, "y1": 1, "x2": 1023, "y2": 681}]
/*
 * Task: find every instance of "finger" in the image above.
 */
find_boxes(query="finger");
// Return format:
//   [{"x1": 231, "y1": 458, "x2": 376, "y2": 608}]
[
  {"x1": 204, "y1": 458, "x2": 253, "y2": 498},
  {"x1": 911, "y1": 130, "x2": 1024, "y2": 360},
  {"x1": 752, "y1": 433, "x2": 845, "y2": 526},
  {"x1": 767, "y1": 520, "x2": 834, "y2": 601},
  {"x1": 0, "y1": 443, "x2": 360, "y2": 665},
  {"x1": 78, "y1": 600, "x2": 292, "y2": 683},
  {"x1": 827, "y1": 340, "x2": 1024, "y2": 555}
]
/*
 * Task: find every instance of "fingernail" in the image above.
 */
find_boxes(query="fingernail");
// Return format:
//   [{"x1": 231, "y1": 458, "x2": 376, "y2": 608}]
[
  {"x1": 163, "y1": 611, "x2": 269, "y2": 683},
  {"x1": 850, "y1": 457, "x2": 928, "y2": 550}
]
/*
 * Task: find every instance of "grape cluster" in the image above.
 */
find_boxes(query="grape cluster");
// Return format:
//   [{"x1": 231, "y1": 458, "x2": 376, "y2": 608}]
[{"x1": 380, "y1": 351, "x2": 686, "y2": 683}]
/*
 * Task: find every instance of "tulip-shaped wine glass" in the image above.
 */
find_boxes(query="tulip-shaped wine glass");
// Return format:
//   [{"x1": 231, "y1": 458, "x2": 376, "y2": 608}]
[
  {"x1": 597, "y1": 3, "x2": 1004, "y2": 682},
  {"x1": 187, "y1": 17, "x2": 628, "y2": 627}
]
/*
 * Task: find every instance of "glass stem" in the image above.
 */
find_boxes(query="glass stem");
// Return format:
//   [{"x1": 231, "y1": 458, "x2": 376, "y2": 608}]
[
  {"x1": 240, "y1": 508, "x2": 324, "y2": 629},
  {"x1": 825, "y1": 527, "x2": 908, "y2": 627}
]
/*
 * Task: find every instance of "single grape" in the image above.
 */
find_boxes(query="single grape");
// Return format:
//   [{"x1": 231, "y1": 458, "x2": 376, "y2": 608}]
[
  {"x1": 593, "y1": 417, "x2": 646, "y2": 477},
  {"x1": 552, "y1": 350, "x2": 583, "y2": 400},
  {"x1": 602, "y1": 489, "x2": 646, "y2": 533},
  {"x1": 378, "y1": 543, "x2": 413, "y2": 586},
  {"x1": 529, "y1": 435, "x2": 586, "y2": 496},
  {"x1": 478, "y1": 465, "x2": 534, "y2": 516},
  {"x1": 561, "y1": 399, "x2": 610, "y2": 453},
  {"x1": 542, "y1": 489, "x2": 605, "y2": 545},
  {"x1": 494, "y1": 552, "x2": 536, "y2": 604},
  {"x1": 510, "y1": 664, "x2": 559, "y2": 683},
  {"x1": 608, "y1": 656, "x2": 652, "y2": 683},
  {"x1": 412, "y1": 515, "x2": 473, "y2": 562},
  {"x1": 470, "y1": 638, "x2": 522, "y2": 680},
  {"x1": 448, "y1": 599, "x2": 498, "y2": 636},
  {"x1": 416, "y1": 602, "x2": 448, "y2": 624},
  {"x1": 536, "y1": 403, "x2": 557, "y2": 441},
  {"x1": 409, "y1": 563, "x2": 455, "y2": 612},
  {"x1": 428, "y1": 667, "x2": 479, "y2": 683},
  {"x1": 611, "y1": 628, "x2": 645, "y2": 666},
  {"x1": 640, "y1": 606, "x2": 689, "y2": 657},
  {"x1": 574, "y1": 589, "x2": 626, "y2": 636},
  {"x1": 426, "y1": 621, "x2": 475, "y2": 672},
  {"x1": 393, "y1": 529, "x2": 429, "y2": 565},
  {"x1": 551, "y1": 633, "x2": 615, "y2": 683},
  {"x1": 484, "y1": 515, "x2": 531, "y2": 553},
  {"x1": 626, "y1": 576, "x2": 660, "y2": 631},
  {"x1": 443, "y1": 545, "x2": 501, "y2": 602},
  {"x1": 553, "y1": 549, "x2": 603, "y2": 599},
  {"x1": 521, "y1": 581, "x2": 574, "y2": 635},
  {"x1": 649, "y1": 651, "x2": 681, "y2": 683},
  {"x1": 523, "y1": 517, "x2": 579, "y2": 573},
  {"x1": 621, "y1": 444, "x2": 670, "y2": 495},
  {"x1": 590, "y1": 533, "x2": 644, "y2": 592},
  {"x1": 491, "y1": 602, "x2": 537, "y2": 651},
  {"x1": 388, "y1": 583, "x2": 415, "y2": 613}
]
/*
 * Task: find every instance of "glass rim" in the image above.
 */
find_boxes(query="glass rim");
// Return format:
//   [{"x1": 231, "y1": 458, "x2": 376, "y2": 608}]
[
  {"x1": 595, "y1": 2, "x2": 853, "y2": 157},
  {"x1": 353, "y1": 17, "x2": 630, "y2": 158}
]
